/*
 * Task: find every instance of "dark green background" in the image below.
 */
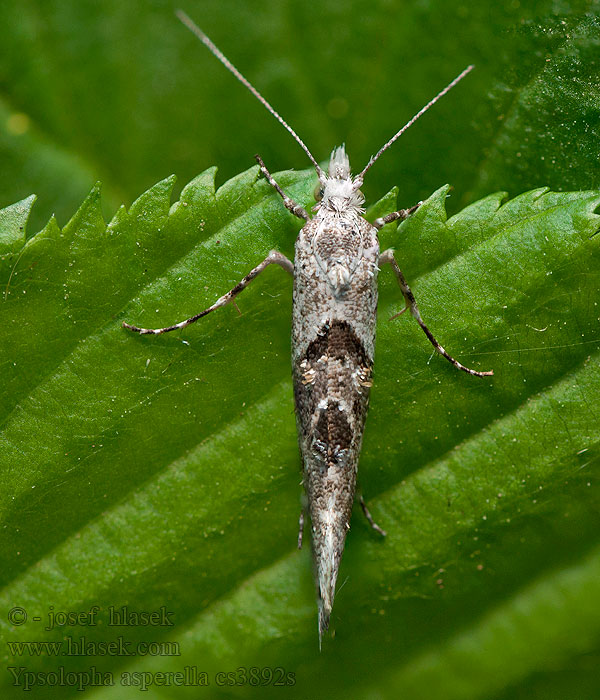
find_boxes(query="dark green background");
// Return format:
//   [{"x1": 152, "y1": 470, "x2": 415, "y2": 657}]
[{"x1": 1, "y1": 1, "x2": 599, "y2": 232}]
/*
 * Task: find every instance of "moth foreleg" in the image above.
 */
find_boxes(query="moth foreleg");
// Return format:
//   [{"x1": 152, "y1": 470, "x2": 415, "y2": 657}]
[
  {"x1": 372, "y1": 202, "x2": 421, "y2": 231},
  {"x1": 254, "y1": 154, "x2": 309, "y2": 222},
  {"x1": 122, "y1": 250, "x2": 293, "y2": 335},
  {"x1": 379, "y1": 249, "x2": 493, "y2": 377},
  {"x1": 359, "y1": 495, "x2": 387, "y2": 537}
]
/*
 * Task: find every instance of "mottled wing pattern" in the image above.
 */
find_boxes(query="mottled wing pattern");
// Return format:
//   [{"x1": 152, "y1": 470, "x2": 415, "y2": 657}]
[
  {"x1": 313, "y1": 218, "x2": 364, "y2": 295},
  {"x1": 292, "y1": 214, "x2": 379, "y2": 634}
]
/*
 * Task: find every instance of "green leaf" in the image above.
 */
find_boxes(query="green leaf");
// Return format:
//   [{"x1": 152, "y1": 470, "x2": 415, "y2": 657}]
[
  {"x1": 0, "y1": 194, "x2": 35, "y2": 254},
  {"x1": 1, "y1": 169, "x2": 599, "y2": 699}
]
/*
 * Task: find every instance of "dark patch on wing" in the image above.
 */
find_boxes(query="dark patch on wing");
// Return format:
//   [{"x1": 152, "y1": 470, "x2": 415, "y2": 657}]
[
  {"x1": 314, "y1": 401, "x2": 353, "y2": 467},
  {"x1": 294, "y1": 320, "x2": 373, "y2": 467},
  {"x1": 306, "y1": 320, "x2": 370, "y2": 366}
]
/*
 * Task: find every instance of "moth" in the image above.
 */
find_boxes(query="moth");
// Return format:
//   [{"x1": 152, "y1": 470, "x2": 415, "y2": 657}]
[{"x1": 123, "y1": 10, "x2": 493, "y2": 644}]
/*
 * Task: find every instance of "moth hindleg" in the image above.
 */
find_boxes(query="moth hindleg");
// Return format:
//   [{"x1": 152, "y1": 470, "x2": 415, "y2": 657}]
[
  {"x1": 254, "y1": 154, "x2": 309, "y2": 222},
  {"x1": 122, "y1": 250, "x2": 293, "y2": 335},
  {"x1": 359, "y1": 495, "x2": 387, "y2": 537},
  {"x1": 379, "y1": 249, "x2": 493, "y2": 377},
  {"x1": 373, "y1": 202, "x2": 421, "y2": 230},
  {"x1": 298, "y1": 508, "x2": 305, "y2": 550}
]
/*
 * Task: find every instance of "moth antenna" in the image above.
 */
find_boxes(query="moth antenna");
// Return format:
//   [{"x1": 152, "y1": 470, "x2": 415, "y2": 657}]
[
  {"x1": 176, "y1": 10, "x2": 325, "y2": 179},
  {"x1": 356, "y1": 64, "x2": 474, "y2": 184}
]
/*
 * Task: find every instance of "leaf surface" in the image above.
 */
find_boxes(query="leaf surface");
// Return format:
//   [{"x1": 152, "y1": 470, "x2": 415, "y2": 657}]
[{"x1": 1, "y1": 169, "x2": 599, "y2": 699}]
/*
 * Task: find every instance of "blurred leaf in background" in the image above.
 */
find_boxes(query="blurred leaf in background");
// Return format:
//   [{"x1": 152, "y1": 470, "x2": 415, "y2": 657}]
[
  {"x1": 1, "y1": 1, "x2": 599, "y2": 230},
  {"x1": 1, "y1": 1, "x2": 600, "y2": 699}
]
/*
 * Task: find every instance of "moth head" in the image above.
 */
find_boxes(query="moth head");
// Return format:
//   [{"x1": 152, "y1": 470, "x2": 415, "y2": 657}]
[{"x1": 313, "y1": 145, "x2": 365, "y2": 212}]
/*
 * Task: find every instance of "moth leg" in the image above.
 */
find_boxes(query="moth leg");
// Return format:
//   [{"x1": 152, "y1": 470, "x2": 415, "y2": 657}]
[
  {"x1": 359, "y1": 495, "x2": 387, "y2": 537},
  {"x1": 255, "y1": 154, "x2": 310, "y2": 222},
  {"x1": 379, "y1": 248, "x2": 493, "y2": 377},
  {"x1": 373, "y1": 202, "x2": 421, "y2": 231},
  {"x1": 298, "y1": 508, "x2": 305, "y2": 549},
  {"x1": 122, "y1": 250, "x2": 293, "y2": 335}
]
